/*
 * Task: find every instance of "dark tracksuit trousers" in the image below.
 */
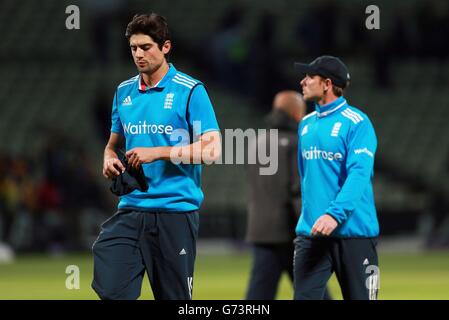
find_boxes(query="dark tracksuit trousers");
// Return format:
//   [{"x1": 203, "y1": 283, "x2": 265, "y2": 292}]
[
  {"x1": 91, "y1": 209, "x2": 199, "y2": 300},
  {"x1": 293, "y1": 236, "x2": 379, "y2": 300},
  {"x1": 246, "y1": 243, "x2": 333, "y2": 300}
]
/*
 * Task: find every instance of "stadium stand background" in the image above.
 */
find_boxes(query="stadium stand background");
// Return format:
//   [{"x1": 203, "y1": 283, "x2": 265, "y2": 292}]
[{"x1": 0, "y1": 0, "x2": 449, "y2": 253}]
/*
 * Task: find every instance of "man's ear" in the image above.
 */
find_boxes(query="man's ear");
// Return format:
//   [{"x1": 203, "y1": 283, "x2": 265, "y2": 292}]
[
  {"x1": 162, "y1": 40, "x2": 171, "y2": 55},
  {"x1": 323, "y1": 78, "x2": 332, "y2": 91}
]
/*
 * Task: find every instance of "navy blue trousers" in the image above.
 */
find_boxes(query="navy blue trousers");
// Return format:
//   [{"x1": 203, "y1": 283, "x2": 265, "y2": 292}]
[
  {"x1": 246, "y1": 243, "x2": 332, "y2": 300},
  {"x1": 92, "y1": 209, "x2": 199, "y2": 300},
  {"x1": 293, "y1": 236, "x2": 379, "y2": 300}
]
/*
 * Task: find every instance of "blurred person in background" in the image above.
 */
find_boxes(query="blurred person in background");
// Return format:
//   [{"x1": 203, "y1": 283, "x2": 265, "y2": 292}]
[
  {"x1": 92, "y1": 13, "x2": 221, "y2": 300},
  {"x1": 0, "y1": 155, "x2": 15, "y2": 243},
  {"x1": 294, "y1": 56, "x2": 379, "y2": 300},
  {"x1": 208, "y1": 4, "x2": 249, "y2": 93},
  {"x1": 84, "y1": 0, "x2": 131, "y2": 64},
  {"x1": 0, "y1": 156, "x2": 36, "y2": 250},
  {"x1": 247, "y1": 11, "x2": 289, "y2": 111},
  {"x1": 245, "y1": 90, "x2": 331, "y2": 300}
]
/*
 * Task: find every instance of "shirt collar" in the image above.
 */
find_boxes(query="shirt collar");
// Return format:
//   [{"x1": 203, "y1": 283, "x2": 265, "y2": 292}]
[
  {"x1": 138, "y1": 63, "x2": 177, "y2": 92},
  {"x1": 315, "y1": 96, "x2": 347, "y2": 118}
]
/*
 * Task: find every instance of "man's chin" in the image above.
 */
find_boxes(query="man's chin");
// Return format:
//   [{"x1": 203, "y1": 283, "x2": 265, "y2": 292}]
[
  {"x1": 136, "y1": 65, "x2": 153, "y2": 73},
  {"x1": 303, "y1": 94, "x2": 314, "y2": 102}
]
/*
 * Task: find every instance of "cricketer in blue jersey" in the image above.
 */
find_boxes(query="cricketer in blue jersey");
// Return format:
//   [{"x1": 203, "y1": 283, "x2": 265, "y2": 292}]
[
  {"x1": 292, "y1": 56, "x2": 379, "y2": 300},
  {"x1": 92, "y1": 13, "x2": 221, "y2": 300}
]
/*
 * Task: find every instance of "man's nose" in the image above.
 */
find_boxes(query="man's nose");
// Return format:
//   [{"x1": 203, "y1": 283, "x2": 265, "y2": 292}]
[{"x1": 135, "y1": 48, "x2": 144, "y2": 58}]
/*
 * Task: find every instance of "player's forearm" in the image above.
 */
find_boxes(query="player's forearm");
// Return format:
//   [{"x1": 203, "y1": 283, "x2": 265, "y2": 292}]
[
  {"x1": 326, "y1": 170, "x2": 372, "y2": 223},
  {"x1": 153, "y1": 140, "x2": 221, "y2": 164},
  {"x1": 125, "y1": 132, "x2": 221, "y2": 166},
  {"x1": 104, "y1": 133, "x2": 124, "y2": 162},
  {"x1": 104, "y1": 144, "x2": 119, "y2": 161}
]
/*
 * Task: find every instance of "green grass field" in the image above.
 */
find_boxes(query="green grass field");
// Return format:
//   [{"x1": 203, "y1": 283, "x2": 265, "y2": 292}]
[{"x1": 1, "y1": 251, "x2": 449, "y2": 299}]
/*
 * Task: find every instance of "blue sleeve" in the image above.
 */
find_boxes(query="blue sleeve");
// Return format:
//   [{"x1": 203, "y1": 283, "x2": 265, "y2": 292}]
[
  {"x1": 187, "y1": 84, "x2": 220, "y2": 137},
  {"x1": 111, "y1": 90, "x2": 124, "y2": 135},
  {"x1": 326, "y1": 119, "x2": 377, "y2": 223}
]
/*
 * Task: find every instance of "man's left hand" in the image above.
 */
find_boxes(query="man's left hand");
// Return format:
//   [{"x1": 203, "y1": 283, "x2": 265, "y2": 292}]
[
  {"x1": 311, "y1": 214, "x2": 338, "y2": 236},
  {"x1": 126, "y1": 147, "x2": 160, "y2": 169}
]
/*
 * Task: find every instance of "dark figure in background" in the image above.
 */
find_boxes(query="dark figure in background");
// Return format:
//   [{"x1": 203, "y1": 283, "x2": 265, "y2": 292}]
[
  {"x1": 245, "y1": 91, "x2": 331, "y2": 300},
  {"x1": 425, "y1": 151, "x2": 449, "y2": 248},
  {"x1": 247, "y1": 11, "x2": 288, "y2": 110},
  {"x1": 85, "y1": 0, "x2": 131, "y2": 64},
  {"x1": 92, "y1": 89, "x2": 113, "y2": 143},
  {"x1": 208, "y1": 5, "x2": 249, "y2": 92},
  {"x1": 415, "y1": 1, "x2": 449, "y2": 60}
]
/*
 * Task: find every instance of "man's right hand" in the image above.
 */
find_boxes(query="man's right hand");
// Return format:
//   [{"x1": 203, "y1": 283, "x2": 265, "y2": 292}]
[{"x1": 103, "y1": 158, "x2": 126, "y2": 179}]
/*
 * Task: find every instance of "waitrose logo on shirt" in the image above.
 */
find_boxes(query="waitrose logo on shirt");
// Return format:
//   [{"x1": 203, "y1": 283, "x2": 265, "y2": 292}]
[
  {"x1": 123, "y1": 121, "x2": 174, "y2": 135},
  {"x1": 302, "y1": 146, "x2": 343, "y2": 161}
]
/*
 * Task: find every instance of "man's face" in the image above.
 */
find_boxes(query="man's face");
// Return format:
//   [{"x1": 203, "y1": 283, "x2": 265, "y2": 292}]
[
  {"x1": 300, "y1": 74, "x2": 328, "y2": 102},
  {"x1": 129, "y1": 33, "x2": 171, "y2": 74}
]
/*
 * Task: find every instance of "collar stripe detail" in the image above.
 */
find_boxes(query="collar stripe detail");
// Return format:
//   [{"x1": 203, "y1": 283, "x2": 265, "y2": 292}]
[
  {"x1": 317, "y1": 101, "x2": 346, "y2": 117},
  {"x1": 118, "y1": 75, "x2": 139, "y2": 88},
  {"x1": 302, "y1": 111, "x2": 317, "y2": 121},
  {"x1": 139, "y1": 75, "x2": 148, "y2": 91}
]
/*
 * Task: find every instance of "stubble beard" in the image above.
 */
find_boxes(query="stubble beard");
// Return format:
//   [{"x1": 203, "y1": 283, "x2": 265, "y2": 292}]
[{"x1": 137, "y1": 60, "x2": 165, "y2": 76}]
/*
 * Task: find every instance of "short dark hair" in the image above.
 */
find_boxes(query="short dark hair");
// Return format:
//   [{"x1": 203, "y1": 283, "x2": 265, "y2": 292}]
[{"x1": 125, "y1": 13, "x2": 171, "y2": 50}]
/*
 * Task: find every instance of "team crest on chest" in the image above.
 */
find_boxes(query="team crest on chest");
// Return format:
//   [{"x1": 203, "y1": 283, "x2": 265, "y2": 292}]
[
  {"x1": 164, "y1": 93, "x2": 175, "y2": 109},
  {"x1": 331, "y1": 122, "x2": 342, "y2": 137}
]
